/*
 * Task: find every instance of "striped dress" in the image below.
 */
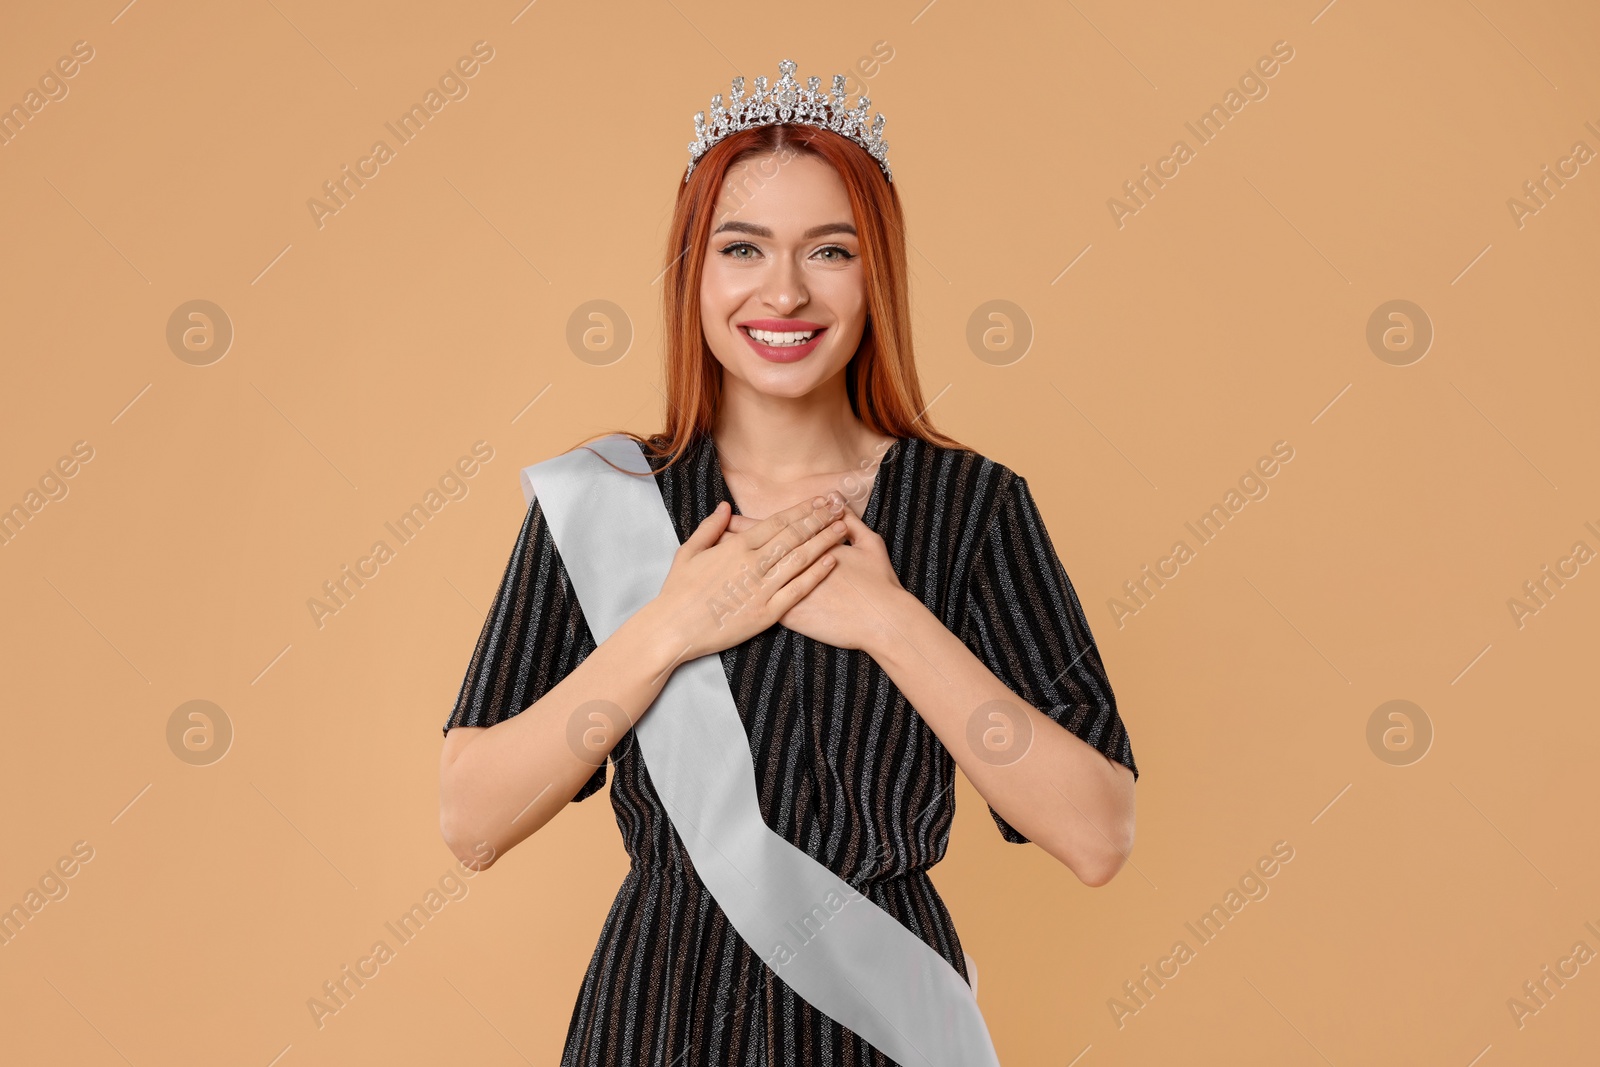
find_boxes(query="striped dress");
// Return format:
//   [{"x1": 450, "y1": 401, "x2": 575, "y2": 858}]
[{"x1": 443, "y1": 430, "x2": 1138, "y2": 1066}]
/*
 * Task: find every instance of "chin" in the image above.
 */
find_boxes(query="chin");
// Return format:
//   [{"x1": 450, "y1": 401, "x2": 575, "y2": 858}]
[{"x1": 741, "y1": 363, "x2": 831, "y2": 398}]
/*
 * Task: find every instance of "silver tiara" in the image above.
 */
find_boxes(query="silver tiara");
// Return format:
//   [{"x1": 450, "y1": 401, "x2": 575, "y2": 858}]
[{"x1": 686, "y1": 58, "x2": 892, "y2": 183}]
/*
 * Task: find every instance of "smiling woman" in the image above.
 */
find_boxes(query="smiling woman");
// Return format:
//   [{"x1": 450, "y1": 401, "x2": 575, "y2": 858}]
[
  {"x1": 437, "y1": 58, "x2": 1138, "y2": 1067},
  {"x1": 706, "y1": 193, "x2": 860, "y2": 372}
]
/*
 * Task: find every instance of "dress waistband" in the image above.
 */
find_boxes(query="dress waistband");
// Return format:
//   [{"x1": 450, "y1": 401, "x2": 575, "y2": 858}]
[{"x1": 626, "y1": 861, "x2": 934, "y2": 890}]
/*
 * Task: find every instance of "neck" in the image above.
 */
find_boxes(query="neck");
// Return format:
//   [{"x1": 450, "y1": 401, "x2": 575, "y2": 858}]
[{"x1": 711, "y1": 370, "x2": 878, "y2": 481}]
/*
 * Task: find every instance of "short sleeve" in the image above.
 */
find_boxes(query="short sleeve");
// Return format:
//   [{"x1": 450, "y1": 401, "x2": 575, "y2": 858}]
[
  {"x1": 442, "y1": 497, "x2": 607, "y2": 803},
  {"x1": 958, "y1": 474, "x2": 1137, "y2": 844}
]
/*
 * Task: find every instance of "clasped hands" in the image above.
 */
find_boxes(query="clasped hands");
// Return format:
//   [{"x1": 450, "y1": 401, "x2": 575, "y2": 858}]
[{"x1": 643, "y1": 491, "x2": 909, "y2": 661}]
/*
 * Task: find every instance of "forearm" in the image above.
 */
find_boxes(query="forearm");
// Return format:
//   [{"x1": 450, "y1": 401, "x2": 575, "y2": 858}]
[
  {"x1": 439, "y1": 604, "x2": 683, "y2": 866},
  {"x1": 865, "y1": 589, "x2": 1136, "y2": 884}
]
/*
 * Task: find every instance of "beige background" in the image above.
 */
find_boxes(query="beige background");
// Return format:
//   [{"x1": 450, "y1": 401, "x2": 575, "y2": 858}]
[{"x1": 2, "y1": 1, "x2": 1597, "y2": 1064}]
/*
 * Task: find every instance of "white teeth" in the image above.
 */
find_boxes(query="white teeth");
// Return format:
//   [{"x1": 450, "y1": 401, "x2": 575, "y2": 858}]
[{"x1": 746, "y1": 327, "x2": 816, "y2": 346}]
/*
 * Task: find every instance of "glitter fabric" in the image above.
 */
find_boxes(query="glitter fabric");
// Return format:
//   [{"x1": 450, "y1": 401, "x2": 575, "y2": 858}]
[{"x1": 444, "y1": 429, "x2": 1137, "y2": 1065}]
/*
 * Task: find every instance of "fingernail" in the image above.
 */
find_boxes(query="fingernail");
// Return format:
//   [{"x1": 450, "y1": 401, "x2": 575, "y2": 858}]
[{"x1": 813, "y1": 496, "x2": 826, "y2": 507}]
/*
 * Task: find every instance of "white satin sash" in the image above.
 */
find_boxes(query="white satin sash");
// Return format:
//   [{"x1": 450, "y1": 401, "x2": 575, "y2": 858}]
[{"x1": 521, "y1": 433, "x2": 1001, "y2": 1067}]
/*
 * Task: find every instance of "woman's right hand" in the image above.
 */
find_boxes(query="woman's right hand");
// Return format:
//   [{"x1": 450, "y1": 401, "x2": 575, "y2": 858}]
[{"x1": 639, "y1": 492, "x2": 849, "y2": 663}]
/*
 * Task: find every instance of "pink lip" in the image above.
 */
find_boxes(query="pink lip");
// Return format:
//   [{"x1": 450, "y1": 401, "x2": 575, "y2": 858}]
[
  {"x1": 740, "y1": 318, "x2": 826, "y2": 331},
  {"x1": 739, "y1": 324, "x2": 827, "y2": 364}
]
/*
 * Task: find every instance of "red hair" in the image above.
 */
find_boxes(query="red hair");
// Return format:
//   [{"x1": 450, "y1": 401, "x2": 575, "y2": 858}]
[{"x1": 574, "y1": 121, "x2": 965, "y2": 474}]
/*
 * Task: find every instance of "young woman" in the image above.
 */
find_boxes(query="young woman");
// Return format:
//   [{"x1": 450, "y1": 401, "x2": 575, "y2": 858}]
[{"x1": 438, "y1": 60, "x2": 1138, "y2": 1066}]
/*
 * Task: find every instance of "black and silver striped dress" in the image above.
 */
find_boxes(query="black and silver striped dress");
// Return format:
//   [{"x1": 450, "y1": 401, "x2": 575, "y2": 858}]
[{"x1": 443, "y1": 429, "x2": 1139, "y2": 1066}]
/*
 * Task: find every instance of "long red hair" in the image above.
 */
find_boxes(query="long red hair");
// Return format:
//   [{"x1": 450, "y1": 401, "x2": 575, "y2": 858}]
[{"x1": 573, "y1": 121, "x2": 964, "y2": 474}]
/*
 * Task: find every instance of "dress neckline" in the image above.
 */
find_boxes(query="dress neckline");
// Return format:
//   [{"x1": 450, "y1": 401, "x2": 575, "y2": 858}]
[{"x1": 705, "y1": 432, "x2": 904, "y2": 530}]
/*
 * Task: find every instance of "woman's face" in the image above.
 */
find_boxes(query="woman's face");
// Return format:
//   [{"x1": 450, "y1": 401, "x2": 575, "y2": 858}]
[{"x1": 698, "y1": 150, "x2": 867, "y2": 400}]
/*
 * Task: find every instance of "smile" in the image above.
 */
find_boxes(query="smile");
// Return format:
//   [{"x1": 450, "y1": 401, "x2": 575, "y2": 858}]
[{"x1": 740, "y1": 325, "x2": 828, "y2": 363}]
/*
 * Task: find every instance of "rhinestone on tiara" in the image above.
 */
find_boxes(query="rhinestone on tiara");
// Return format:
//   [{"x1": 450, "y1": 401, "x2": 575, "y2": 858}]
[{"x1": 686, "y1": 58, "x2": 893, "y2": 183}]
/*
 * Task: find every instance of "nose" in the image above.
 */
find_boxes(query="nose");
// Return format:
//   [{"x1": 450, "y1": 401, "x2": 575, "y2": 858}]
[{"x1": 761, "y1": 254, "x2": 808, "y2": 313}]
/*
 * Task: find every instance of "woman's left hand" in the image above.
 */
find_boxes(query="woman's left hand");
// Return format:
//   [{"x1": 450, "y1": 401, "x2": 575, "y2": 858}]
[{"x1": 719, "y1": 503, "x2": 908, "y2": 652}]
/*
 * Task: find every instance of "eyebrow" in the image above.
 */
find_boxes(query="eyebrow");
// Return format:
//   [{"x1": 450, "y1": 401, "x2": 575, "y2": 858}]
[{"x1": 710, "y1": 220, "x2": 858, "y2": 239}]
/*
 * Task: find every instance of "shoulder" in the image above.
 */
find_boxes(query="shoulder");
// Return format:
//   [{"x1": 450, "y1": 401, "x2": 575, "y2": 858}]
[
  {"x1": 896, "y1": 435, "x2": 1025, "y2": 533},
  {"x1": 518, "y1": 432, "x2": 658, "y2": 506}
]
